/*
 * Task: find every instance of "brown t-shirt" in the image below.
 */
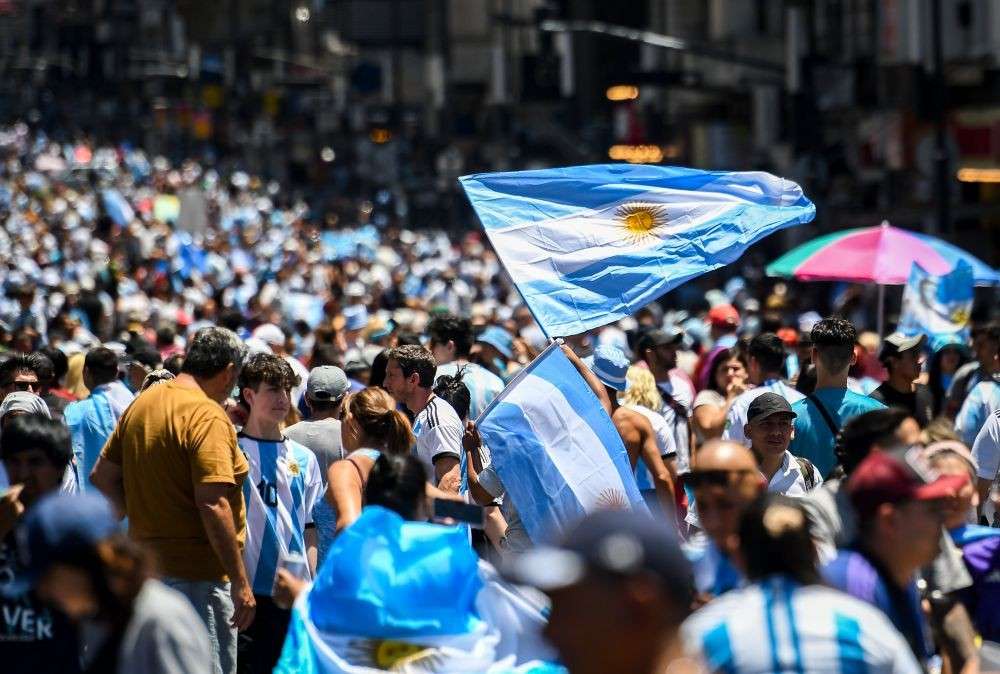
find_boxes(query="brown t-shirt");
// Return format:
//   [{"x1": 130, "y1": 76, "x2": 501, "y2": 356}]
[{"x1": 102, "y1": 380, "x2": 248, "y2": 581}]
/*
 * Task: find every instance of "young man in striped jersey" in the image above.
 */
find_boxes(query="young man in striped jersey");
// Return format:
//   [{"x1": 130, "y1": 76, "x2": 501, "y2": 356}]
[{"x1": 236, "y1": 353, "x2": 323, "y2": 674}]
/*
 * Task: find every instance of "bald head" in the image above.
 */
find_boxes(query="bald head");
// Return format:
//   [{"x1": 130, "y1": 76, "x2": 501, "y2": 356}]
[{"x1": 696, "y1": 439, "x2": 758, "y2": 473}]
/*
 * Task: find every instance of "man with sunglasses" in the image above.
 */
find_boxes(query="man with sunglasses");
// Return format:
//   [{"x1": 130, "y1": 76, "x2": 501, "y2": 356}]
[
  {"x1": 684, "y1": 440, "x2": 764, "y2": 599},
  {"x1": 0, "y1": 352, "x2": 46, "y2": 402}
]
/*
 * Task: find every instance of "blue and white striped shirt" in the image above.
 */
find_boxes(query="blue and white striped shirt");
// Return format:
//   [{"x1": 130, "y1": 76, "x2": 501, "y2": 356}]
[
  {"x1": 238, "y1": 434, "x2": 324, "y2": 596},
  {"x1": 683, "y1": 575, "x2": 921, "y2": 674}
]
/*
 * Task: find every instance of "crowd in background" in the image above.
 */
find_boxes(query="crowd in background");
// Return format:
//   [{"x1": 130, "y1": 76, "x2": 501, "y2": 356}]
[{"x1": 0, "y1": 121, "x2": 999, "y2": 674}]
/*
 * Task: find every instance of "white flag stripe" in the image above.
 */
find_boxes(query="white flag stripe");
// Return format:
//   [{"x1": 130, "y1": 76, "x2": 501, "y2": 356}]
[
  {"x1": 487, "y1": 192, "x2": 743, "y2": 282},
  {"x1": 506, "y1": 372, "x2": 634, "y2": 512}
]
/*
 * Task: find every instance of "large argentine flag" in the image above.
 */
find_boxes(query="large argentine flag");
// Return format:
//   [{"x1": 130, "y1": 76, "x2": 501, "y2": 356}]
[
  {"x1": 274, "y1": 506, "x2": 561, "y2": 673},
  {"x1": 477, "y1": 342, "x2": 645, "y2": 543},
  {"x1": 459, "y1": 164, "x2": 815, "y2": 337}
]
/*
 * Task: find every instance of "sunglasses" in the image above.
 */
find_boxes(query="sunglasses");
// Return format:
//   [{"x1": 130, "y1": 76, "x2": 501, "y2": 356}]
[
  {"x1": 684, "y1": 468, "x2": 756, "y2": 489},
  {"x1": 3, "y1": 380, "x2": 37, "y2": 392}
]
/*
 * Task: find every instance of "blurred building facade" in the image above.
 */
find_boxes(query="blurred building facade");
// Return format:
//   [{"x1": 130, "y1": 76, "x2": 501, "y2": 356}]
[{"x1": 0, "y1": 0, "x2": 997, "y2": 258}]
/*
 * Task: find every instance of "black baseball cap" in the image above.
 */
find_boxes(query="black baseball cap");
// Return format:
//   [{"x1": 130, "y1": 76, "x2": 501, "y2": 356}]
[
  {"x1": 636, "y1": 327, "x2": 684, "y2": 353},
  {"x1": 746, "y1": 392, "x2": 796, "y2": 425},
  {"x1": 503, "y1": 510, "x2": 693, "y2": 607}
]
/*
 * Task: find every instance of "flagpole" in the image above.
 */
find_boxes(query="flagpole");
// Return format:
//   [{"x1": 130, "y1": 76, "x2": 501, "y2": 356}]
[{"x1": 876, "y1": 283, "x2": 885, "y2": 337}]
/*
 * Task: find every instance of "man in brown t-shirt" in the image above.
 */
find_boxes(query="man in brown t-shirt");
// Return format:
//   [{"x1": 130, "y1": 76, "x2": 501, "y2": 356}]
[{"x1": 92, "y1": 327, "x2": 252, "y2": 674}]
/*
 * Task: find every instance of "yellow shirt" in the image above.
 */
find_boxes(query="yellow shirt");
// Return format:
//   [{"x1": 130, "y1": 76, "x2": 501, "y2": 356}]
[{"x1": 102, "y1": 380, "x2": 248, "y2": 581}]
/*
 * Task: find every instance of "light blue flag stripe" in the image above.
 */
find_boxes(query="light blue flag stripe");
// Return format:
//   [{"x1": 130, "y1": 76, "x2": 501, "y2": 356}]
[
  {"x1": 460, "y1": 164, "x2": 815, "y2": 337},
  {"x1": 477, "y1": 342, "x2": 645, "y2": 544}
]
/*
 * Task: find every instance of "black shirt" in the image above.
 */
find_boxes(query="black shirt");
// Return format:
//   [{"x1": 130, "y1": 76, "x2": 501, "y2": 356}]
[
  {"x1": 870, "y1": 382, "x2": 935, "y2": 427},
  {"x1": 0, "y1": 532, "x2": 81, "y2": 674}
]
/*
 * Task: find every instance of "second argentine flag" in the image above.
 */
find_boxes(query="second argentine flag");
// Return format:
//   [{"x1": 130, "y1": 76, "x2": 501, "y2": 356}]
[
  {"x1": 477, "y1": 342, "x2": 645, "y2": 543},
  {"x1": 459, "y1": 164, "x2": 815, "y2": 337}
]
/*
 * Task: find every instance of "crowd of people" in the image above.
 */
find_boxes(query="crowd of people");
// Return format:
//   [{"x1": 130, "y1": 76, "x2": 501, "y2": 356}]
[{"x1": 0, "y1": 122, "x2": 999, "y2": 674}]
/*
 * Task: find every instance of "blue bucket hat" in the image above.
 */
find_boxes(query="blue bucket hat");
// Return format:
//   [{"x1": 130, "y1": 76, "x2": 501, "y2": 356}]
[
  {"x1": 591, "y1": 345, "x2": 630, "y2": 391},
  {"x1": 476, "y1": 326, "x2": 514, "y2": 360}
]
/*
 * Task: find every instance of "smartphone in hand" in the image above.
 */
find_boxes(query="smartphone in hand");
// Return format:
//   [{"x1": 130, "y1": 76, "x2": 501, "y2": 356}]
[{"x1": 432, "y1": 498, "x2": 484, "y2": 529}]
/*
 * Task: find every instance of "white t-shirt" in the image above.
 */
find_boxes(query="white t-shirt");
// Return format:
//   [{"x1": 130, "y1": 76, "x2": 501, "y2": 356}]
[
  {"x1": 283, "y1": 355, "x2": 310, "y2": 407},
  {"x1": 972, "y1": 409, "x2": 1000, "y2": 483},
  {"x1": 764, "y1": 451, "x2": 823, "y2": 496},
  {"x1": 722, "y1": 379, "x2": 805, "y2": 446},
  {"x1": 412, "y1": 395, "x2": 465, "y2": 483}
]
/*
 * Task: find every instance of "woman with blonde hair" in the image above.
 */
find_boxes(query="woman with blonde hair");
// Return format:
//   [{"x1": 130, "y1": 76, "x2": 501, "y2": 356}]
[
  {"x1": 326, "y1": 387, "x2": 416, "y2": 532},
  {"x1": 620, "y1": 365, "x2": 681, "y2": 493}
]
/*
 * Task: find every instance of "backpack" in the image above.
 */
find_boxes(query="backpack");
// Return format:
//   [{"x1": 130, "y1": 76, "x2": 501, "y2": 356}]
[{"x1": 796, "y1": 456, "x2": 817, "y2": 491}]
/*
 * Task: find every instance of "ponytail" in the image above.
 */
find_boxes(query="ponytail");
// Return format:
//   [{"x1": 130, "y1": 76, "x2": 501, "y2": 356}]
[
  {"x1": 348, "y1": 387, "x2": 415, "y2": 455},
  {"x1": 383, "y1": 409, "x2": 414, "y2": 456}
]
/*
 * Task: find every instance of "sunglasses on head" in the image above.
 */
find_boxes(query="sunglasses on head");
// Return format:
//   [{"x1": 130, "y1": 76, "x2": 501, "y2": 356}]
[{"x1": 684, "y1": 468, "x2": 756, "y2": 489}]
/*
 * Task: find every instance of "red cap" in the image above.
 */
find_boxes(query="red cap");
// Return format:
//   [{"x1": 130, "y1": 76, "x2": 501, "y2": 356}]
[
  {"x1": 776, "y1": 327, "x2": 799, "y2": 346},
  {"x1": 848, "y1": 446, "x2": 969, "y2": 518},
  {"x1": 708, "y1": 303, "x2": 740, "y2": 328}
]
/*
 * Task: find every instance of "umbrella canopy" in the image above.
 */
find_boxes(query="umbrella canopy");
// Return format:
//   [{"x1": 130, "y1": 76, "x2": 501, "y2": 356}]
[{"x1": 766, "y1": 221, "x2": 1000, "y2": 286}]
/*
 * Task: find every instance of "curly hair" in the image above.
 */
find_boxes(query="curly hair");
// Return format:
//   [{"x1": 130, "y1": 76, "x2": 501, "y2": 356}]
[{"x1": 238, "y1": 352, "x2": 300, "y2": 405}]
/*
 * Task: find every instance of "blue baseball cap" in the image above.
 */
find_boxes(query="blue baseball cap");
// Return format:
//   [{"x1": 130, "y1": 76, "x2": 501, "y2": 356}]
[
  {"x1": 3, "y1": 493, "x2": 119, "y2": 597},
  {"x1": 591, "y1": 345, "x2": 629, "y2": 391},
  {"x1": 476, "y1": 326, "x2": 514, "y2": 360}
]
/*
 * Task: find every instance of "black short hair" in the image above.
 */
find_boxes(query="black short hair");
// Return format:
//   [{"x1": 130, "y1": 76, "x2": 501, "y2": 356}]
[
  {"x1": 85, "y1": 347, "x2": 120, "y2": 385},
  {"x1": 433, "y1": 369, "x2": 471, "y2": 422},
  {"x1": 386, "y1": 345, "x2": 436, "y2": 388},
  {"x1": 748, "y1": 333, "x2": 786, "y2": 375},
  {"x1": 810, "y1": 317, "x2": 857, "y2": 374},
  {"x1": 971, "y1": 321, "x2": 1000, "y2": 343},
  {"x1": 181, "y1": 327, "x2": 247, "y2": 379},
  {"x1": 427, "y1": 314, "x2": 474, "y2": 358},
  {"x1": 156, "y1": 326, "x2": 176, "y2": 346},
  {"x1": 365, "y1": 453, "x2": 428, "y2": 521},
  {"x1": 218, "y1": 309, "x2": 245, "y2": 333},
  {"x1": 163, "y1": 353, "x2": 185, "y2": 376},
  {"x1": 131, "y1": 348, "x2": 162, "y2": 370},
  {"x1": 238, "y1": 353, "x2": 300, "y2": 405},
  {"x1": 0, "y1": 352, "x2": 46, "y2": 386},
  {"x1": 0, "y1": 413, "x2": 72, "y2": 471},
  {"x1": 393, "y1": 331, "x2": 423, "y2": 348},
  {"x1": 834, "y1": 407, "x2": 912, "y2": 475},
  {"x1": 38, "y1": 346, "x2": 68, "y2": 383},
  {"x1": 739, "y1": 493, "x2": 819, "y2": 586}
]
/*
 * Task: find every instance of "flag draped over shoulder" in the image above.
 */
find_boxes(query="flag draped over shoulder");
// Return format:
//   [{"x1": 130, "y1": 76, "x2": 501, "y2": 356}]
[
  {"x1": 274, "y1": 506, "x2": 561, "y2": 674},
  {"x1": 476, "y1": 342, "x2": 646, "y2": 544},
  {"x1": 898, "y1": 260, "x2": 974, "y2": 341},
  {"x1": 459, "y1": 164, "x2": 815, "y2": 337}
]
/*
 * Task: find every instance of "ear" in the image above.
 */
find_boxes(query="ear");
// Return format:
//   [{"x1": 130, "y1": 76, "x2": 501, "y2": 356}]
[{"x1": 743, "y1": 422, "x2": 752, "y2": 438}]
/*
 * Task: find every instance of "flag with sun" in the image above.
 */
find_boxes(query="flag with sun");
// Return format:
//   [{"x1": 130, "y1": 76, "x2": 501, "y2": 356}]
[
  {"x1": 459, "y1": 164, "x2": 815, "y2": 337},
  {"x1": 274, "y1": 506, "x2": 561, "y2": 674}
]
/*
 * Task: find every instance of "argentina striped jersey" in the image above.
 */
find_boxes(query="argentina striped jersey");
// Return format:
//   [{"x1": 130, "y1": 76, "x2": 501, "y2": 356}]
[
  {"x1": 238, "y1": 434, "x2": 324, "y2": 596},
  {"x1": 682, "y1": 575, "x2": 921, "y2": 674}
]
